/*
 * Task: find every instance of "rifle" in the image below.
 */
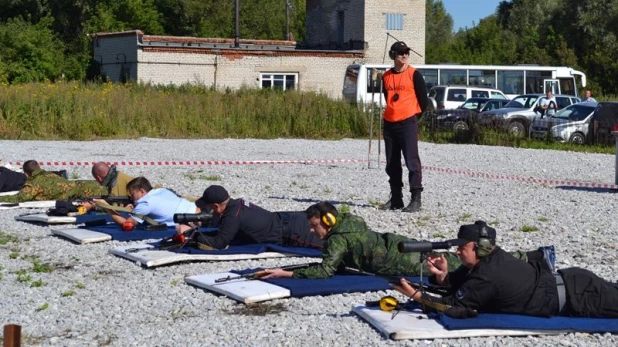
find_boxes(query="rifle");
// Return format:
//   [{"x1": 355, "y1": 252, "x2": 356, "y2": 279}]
[{"x1": 215, "y1": 263, "x2": 319, "y2": 283}]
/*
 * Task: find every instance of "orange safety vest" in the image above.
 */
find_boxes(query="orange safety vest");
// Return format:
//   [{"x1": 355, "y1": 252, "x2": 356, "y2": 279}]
[{"x1": 382, "y1": 67, "x2": 422, "y2": 122}]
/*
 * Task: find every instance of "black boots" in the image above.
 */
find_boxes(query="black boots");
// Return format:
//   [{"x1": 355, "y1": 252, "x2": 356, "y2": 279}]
[
  {"x1": 378, "y1": 194, "x2": 404, "y2": 210},
  {"x1": 401, "y1": 190, "x2": 422, "y2": 213}
]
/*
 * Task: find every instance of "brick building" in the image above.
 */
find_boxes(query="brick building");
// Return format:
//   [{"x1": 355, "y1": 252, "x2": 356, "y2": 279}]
[{"x1": 93, "y1": 0, "x2": 425, "y2": 98}]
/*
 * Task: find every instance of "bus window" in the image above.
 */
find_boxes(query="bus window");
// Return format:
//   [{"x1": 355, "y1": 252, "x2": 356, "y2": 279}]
[
  {"x1": 525, "y1": 70, "x2": 552, "y2": 94},
  {"x1": 440, "y1": 69, "x2": 466, "y2": 85},
  {"x1": 417, "y1": 68, "x2": 438, "y2": 90},
  {"x1": 366, "y1": 68, "x2": 386, "y2": 94},
  {"x1": 559, "y1": 78, "x2": 576, "y2": 96},
  {"x1": 469, "y1": 70, "x2": 496, "y2": 88},
  {"x1": 342, "y1": 66, "x2": 359, "y2": 102},
  {"x1": 497, "y1": 70, "x2": 523, "y2": 95}
]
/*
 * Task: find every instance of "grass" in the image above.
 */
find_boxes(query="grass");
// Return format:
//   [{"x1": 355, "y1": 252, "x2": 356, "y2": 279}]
[
  {"x1": 9, "y1": 252, "x2": 19, "y2": 259},
  {"x1": 32, "y1": 260, "x2": 54, "y2": 273},
  {"x1": 170, "y1": 279, "x2": 179, "y2": 286},
  {"x1": 538, "y1": 216, "x2": 549, "y2": 222},
  {"x1": 456, "y1": 213, "x2": 472, "y2": 223},
  {"x1": 36, "y1": 303, "x2": 49, "y2": 311},
  {"x1": 521, "y1": 225, "x2": 539, "y2": 232},
  {"x1": 0, "y1": 231, "x2": 19, "y2": 245},
  {"x1": 30, "y1": 279, "x2": 45, "y2": 288},
  {"x1": 0, "y1": 81, "x2": 614, "y2": 154},
  {"x1": 338, "y1": 204, "x2": 351, "y2": 214},
  {"x1": 225, "y1": 303, "x2": 287, "y2": 316},
  {"x1": 62, "y1": 290, "x2": 76, "y2": 297},
  {"x1": 488, "y1": 220, "x2": 500, "y2": 226},
  {"x1": 432, "y1": 233, "x2": 446, "y2": 238},
  {"x1": 76, "y1": 282, "x2": 85, "y2": 289}
]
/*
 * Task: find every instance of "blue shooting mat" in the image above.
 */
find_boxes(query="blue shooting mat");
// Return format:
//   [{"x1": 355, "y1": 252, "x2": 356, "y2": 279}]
[
  {"x1": 75, "y1": 213, "x2": 114, "y2": 224},
  {"x1": 439, "y1": 312, "x2": 618, "y2": 333},
  {"x1": 83, "y1": 223, "x2": 178, "y2": 241},
  {"x1": 232, "y1": 268, "x2": 428, "y2": 297},
  {"x1": 146, "y1": 241, "x2": 322, "y2": 257}
]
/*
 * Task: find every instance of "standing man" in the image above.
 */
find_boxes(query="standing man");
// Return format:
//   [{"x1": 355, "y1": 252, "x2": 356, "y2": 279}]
[
  {"x1": 582, "y1": 89, "x2": 597, "y2": 103},
  {"x1": 540, "y1": 90, "x2": 558, "y2": 117},
  {"x1": 379, "y1": 41, "x2": 428, "y2": 213}
]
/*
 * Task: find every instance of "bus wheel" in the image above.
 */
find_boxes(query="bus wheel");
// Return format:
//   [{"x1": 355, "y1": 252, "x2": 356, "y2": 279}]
[
  {"x1": 508, "y1": 121, "x2": 525, "y2": 136},
  {"x1": 569, "y1": 132, "x2": 585, "y2": 144}
]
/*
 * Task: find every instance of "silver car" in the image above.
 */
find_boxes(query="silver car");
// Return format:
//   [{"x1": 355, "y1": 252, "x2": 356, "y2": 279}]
[
  {"x1": 551, "y1": 102, "x2": 618, "y2": 145},
  {"x1": 530, "y1": 102, "x2": 597, "y2": 142}
]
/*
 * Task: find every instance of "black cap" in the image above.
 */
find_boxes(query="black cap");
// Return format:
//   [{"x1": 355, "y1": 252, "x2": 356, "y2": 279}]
[
  {"x1": 390, "y1": 41, "x2": 411, "y2": 55},
  {"x1": 195, "y1": 185, "x2": 229, "y2": 209},
  {"x1": 446, "y1": 221, "x2": 496, "y2": 247}
]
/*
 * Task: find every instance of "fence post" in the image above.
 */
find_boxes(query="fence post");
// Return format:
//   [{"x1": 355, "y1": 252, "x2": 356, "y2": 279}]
[
  {"x1": 3, "y1": 324, "x2": 21, "y2": 347},
  {"x1": 613, "y1": 131, "x2": 618, "y2": 185}
]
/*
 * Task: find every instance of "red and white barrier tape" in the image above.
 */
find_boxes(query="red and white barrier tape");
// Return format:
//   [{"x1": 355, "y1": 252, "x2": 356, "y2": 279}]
[
  {"x1": 7, "y1": 159, "x2": 365, "y2": 167},
  {"x1": 6, "y1": 160, "x2": 617, "y2": 190}
]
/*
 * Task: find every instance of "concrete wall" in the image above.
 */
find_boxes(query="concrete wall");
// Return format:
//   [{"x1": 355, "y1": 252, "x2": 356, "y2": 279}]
[
  {"x1": 93, "y1": 33, "x2": 139, "y2": 82},
  {"x1": 363, "y1": 0, "x2": 425, "y2": 65},
  {"x1": 135, "y1": 48, "x2": 359, "y2": 98}
]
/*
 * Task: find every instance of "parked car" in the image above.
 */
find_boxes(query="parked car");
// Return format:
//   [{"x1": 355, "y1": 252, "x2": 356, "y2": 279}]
[
  {"x1": 549, "y1": 102, "x2": 618, "y2": 145},
  {"x1": 435, "y1": 98, "x2": 510, "y2": 131},
  {"x1": 478, "y1": 94, "x2": 581, "y2": 135},
  {"x1": 530, "y1": 102, "x2": 598, "y2": 141},
  {"x1": 428, "y1": 85, "x2": 508, "y2": 110}
]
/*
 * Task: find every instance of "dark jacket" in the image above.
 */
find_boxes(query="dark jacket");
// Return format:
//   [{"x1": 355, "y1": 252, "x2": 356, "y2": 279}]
[
  {"x1": 433, "y1": 247, "x2": 558, "y2": 317},
  {"x1": 196, "y1": 199, "x2": 283, "y2": 250},
  {"x1": 0, "y1": 167, "x2": 26, "y2": 192}
]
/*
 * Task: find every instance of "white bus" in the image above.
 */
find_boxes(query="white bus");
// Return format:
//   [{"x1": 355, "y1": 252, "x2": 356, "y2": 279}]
[{"x1": 342, "y1": 63, "x2": 587, "y2": 105}]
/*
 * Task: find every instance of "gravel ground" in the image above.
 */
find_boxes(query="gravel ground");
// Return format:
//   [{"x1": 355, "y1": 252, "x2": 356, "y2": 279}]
[{"x1": 1, "y1": 138, "x2": 617, "y2": 346}]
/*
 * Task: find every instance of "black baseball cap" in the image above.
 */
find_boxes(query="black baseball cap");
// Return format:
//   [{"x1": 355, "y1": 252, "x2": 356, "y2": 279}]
[
  {"x1": 195, "y1": 185, "x2": 229, "y2": 209},
  {"x1": 391, "y1": 41, "x2": 411, "y2": 55},
  {"x1": 446, "y1": 221, "x2": 496, "y2": 247}
]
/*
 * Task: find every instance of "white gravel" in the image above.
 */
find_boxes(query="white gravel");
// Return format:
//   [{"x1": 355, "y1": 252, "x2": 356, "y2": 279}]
[{"x1": 1, "y1": 138, "x2": 617, "y2": 346}]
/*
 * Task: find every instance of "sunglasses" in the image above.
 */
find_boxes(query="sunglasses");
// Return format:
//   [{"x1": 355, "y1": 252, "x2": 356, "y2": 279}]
[{"x1": 397, "y1": 52, "x2": 410, "y2": 56}]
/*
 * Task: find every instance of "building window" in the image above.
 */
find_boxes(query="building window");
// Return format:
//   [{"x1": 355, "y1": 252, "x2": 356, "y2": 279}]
[
  {"x1": 260, "y1": 73, "x2": 298, "y2": 91},
  {"x1": 385, "y1": 13, "x2": 404, "y2": 30}
]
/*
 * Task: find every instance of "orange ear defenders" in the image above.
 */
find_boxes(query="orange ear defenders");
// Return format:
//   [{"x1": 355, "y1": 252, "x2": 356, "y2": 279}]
[{"x1": 321, "y1": 212, "x2": 337, "y2": 227}]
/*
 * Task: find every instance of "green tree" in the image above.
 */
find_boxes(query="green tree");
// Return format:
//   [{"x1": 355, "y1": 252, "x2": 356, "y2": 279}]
[
  {"x1": 425, "y1": 0, "x2": 454, "y2": 63},
  {"x1": 0, "y1": 16, "x2": 67, "y2": 83}
]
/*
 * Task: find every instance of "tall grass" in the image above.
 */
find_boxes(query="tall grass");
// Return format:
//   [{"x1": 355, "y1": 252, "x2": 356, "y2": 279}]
[
  {"x1": 0, "y1": 81, "x2": 615, "y2": 155},
  {"x1": 0, "y1": 82, "x2": 370, "y2": 140}
]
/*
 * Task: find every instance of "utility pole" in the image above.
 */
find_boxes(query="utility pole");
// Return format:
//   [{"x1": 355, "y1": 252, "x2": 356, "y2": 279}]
[
  {"x1": 234, "y1": 0, "x2": 240, "y2": 47},
  {"x1": 285, "y1": 0, "x2": 290, "y2": 40}
]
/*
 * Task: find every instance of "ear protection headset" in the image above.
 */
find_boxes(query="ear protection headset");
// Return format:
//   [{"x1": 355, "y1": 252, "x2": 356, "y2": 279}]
[
  {"x1": 315, "y1": 204, "x2": 337, "y2": 227},
  {"x1": 474, "y1": 221, "x2": 494, "y2": 257},
  {"x1": 388, "y1": 48, "x2": 397, "y2": 60}
]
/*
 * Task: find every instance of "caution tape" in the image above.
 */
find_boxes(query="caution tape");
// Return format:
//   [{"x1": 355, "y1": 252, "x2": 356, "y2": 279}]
[{"x1": 6, "y1": 160, "x2": 617, "y2": 189}]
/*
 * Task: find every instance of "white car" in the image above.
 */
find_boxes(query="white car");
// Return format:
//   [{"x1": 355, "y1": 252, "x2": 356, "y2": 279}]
[{"x1": 428, "y1": 85, "x2": 508, "y2": 110}]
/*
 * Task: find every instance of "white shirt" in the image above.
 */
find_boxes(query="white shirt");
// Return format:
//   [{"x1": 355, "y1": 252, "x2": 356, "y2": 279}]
[{"x1": 539, "y1": 97, "x2": 557, "y2": 116}]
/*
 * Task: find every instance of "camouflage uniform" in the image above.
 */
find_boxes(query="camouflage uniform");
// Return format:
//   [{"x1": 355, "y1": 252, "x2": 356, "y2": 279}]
[
  {"x1": 0, "y1": 169, "x2": 108, "y2": 203},
  {"x1": 292, "y1": 213, "x2": 529, "y2": 279}
]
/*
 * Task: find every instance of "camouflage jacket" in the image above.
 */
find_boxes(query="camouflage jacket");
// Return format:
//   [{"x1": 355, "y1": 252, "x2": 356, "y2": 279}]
[
  {"x1": 292, "y1": 213, "x2": 426, "y2": 279},
  {"x1": 0, "y1": 169, "x2": 108, "y2": 203}
]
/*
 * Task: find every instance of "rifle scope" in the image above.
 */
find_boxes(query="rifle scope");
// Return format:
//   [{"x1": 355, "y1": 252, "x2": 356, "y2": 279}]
[{"x1": 173, "y1": 212, "x2": 213, "y2": 224}]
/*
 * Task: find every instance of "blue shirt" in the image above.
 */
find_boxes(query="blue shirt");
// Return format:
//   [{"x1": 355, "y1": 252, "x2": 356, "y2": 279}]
[{"x1": 132, "y1": 188, "x2": 196, "y2": 226}]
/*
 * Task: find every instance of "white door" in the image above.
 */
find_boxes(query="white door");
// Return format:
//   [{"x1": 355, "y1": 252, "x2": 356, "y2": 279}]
[{"x1": 544, "y1": 79, "x2": 560, "y2": 94}]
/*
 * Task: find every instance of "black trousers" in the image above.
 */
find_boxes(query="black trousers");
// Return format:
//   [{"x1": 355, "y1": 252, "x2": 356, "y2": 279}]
[
  {"x1": 277, "y1": 212, "x2": 324, "y2": 250},
  {"x1": 383, "y1": 116, "x2": 423, "y2": 193},
  {"x1": 559, "y1": 267, "x2": 618, "y2": 318}
]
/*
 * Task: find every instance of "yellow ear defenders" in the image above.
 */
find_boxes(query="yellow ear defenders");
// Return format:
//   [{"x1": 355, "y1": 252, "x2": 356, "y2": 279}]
[
  {"x1": 321, "y1": 212, "x2": 337, "y2": 227},
  {"x1": 365, "y1": 296, "x2": 402, "y2": 312}
]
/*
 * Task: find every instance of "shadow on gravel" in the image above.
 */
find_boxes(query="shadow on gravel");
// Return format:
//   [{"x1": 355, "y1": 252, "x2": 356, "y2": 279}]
[
  {"x1": 555, "y1": 186, "x2": 618, "y2": 194},
  {"x1": 268, "y1": 196, "x2": 374, "y2": 209},
  {"x1": 225, "y1": 303, "x2": 287, "y2": 316}
]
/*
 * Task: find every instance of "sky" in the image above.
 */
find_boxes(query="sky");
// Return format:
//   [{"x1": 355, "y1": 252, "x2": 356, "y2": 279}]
[{"x1": 441, "y1": 0, "x2": 503, "y2": 32}]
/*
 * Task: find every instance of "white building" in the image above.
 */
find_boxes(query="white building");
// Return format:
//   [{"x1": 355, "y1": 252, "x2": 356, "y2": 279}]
[{"x1": 92, "y1": 0, "x2": 425, "y2": 99}]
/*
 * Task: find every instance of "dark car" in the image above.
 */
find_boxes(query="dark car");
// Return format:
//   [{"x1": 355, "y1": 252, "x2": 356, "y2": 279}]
[{"x1": 435, "y1": 98, "x2": 510, "y2": 131}]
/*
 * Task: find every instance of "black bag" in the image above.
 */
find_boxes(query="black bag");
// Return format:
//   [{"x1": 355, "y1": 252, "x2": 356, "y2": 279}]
[{"x1": 47, "y1": 201, "x2": 78, "y2": 216}]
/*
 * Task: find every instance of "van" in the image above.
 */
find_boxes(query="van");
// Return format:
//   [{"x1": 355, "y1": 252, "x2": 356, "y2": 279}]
[{"x1": 428, "y1": 85, "x2": 508, "y2": 110}]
